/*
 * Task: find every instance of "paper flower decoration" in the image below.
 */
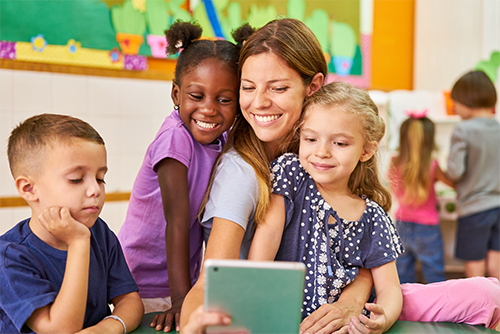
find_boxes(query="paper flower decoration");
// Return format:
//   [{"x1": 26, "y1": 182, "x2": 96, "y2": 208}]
[
  {"x1": 66, "y1": 39, "x2": 81, "y2": 55},
  {"x1": 109, "y1": 48, "x2": 121, "y2": 63},
  {"x1": 132, "y1": 0, "x2": 146, "y2": 12},
  {"x1": 405, "y1": 108, "x2": 428, "y2": 119},
  {"x1": 30, "y1": 34, "x2": 47, "y2": 52}
]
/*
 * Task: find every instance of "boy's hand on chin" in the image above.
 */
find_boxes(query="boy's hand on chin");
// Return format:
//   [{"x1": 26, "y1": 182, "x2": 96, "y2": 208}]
[{"x1": 38, "y1": 206, "x2": 91, "y2": 246}]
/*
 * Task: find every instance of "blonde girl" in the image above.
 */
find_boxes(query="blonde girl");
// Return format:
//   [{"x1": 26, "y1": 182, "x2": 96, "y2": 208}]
[
  {"x1": 388, "y1": 114, "x2": 453, "y2": 284},
  {"x1": 249, "y1": 81, "x2": 404, "y2": 334}
]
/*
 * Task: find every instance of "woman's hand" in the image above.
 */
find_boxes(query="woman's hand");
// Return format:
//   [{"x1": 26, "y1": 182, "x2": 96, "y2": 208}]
[
  {"x1": 300, "y1": 297, "x2": 364, "y2": 334},
  {"x1": 183, "y1": 305, "x2": 231, "y2": 334}
]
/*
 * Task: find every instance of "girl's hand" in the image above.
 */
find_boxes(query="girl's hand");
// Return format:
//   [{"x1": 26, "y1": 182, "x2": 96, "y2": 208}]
[
  {"x1": 348, "y1": 303, "x2": 387, "y2": 334},
  {"x1": 150, "y1": 298, "x2": 183, "y2": 332},
  {"x1": 300, "y1": 299, "x2": 360, "y2": 334},
  {"x1": 183, "y1": 305, "x2": 231, "y2": 334}
]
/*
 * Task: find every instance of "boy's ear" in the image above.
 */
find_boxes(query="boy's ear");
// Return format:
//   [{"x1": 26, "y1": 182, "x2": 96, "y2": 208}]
[
  {"x1": 360, "y1": 141, "x2": 378, "y2": 162},
  {"x1": 15, "y1": 175, "x2": 38, "y2": 203},
  {"x1": 171, "y1": 81, "x2": 180, "y2": 106}
]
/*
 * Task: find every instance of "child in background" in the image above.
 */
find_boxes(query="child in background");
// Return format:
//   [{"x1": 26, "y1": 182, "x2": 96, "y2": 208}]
[
  {"x1": 388, "y1": 112, "x2": 454, "y2": 284},
  {"x1": 0, "y1": 114, "x2": 143, "y2": 334},
  {"x1": 249, "y1": 81, "x2": 404, "y2": 334},
  {"x1": 447, "y1": 70, "x2": 500, "y2": 279},
  {"x1": 117, "y1": 20, "x2": 242, "y2": 332}
]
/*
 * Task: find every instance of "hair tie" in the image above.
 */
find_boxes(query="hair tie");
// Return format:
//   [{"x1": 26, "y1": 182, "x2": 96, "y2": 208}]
[
  {"x1": 405, "y1": 108, "x2": 428, "y2": 119},
  {"x1": 175, "y1": 40, "x2": 183, "y2": 49}
]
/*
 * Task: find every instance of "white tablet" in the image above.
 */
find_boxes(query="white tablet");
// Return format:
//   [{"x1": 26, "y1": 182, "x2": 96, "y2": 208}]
[{"x1": 204, "y1": 259, "x2": 305, "y2": 334}]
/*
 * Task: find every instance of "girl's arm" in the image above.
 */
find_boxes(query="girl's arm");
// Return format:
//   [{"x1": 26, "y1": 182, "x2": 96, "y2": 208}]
[
  {"x1": 153, "y1": 158, "x2": 192, "y2": 332},
  {"x1": 350, "y1": 261, "x2": 402, "y2": 334},
  {"x1": 435, "y1": 163, "x2": 455, "y2": 188},
  {"x1": 248, "y1": 194, "x2": 286, "y2": 261},
  {"x1": 180, "y1": 217, "x2": 245, "y2": 330},
  {"x1": 299, "y1": 268, "x2": 373, "y2": 334}
]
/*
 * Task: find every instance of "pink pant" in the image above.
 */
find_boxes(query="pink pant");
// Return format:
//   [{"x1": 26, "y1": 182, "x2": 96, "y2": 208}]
[{"x1": 398, "y1": 277, "x2": 500, "y2": 329}]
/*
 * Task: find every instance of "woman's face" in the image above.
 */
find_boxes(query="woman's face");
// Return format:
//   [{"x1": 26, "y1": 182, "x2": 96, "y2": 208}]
[{"x1": 240, "y1": 52, "x2": 315, "y2": 156}]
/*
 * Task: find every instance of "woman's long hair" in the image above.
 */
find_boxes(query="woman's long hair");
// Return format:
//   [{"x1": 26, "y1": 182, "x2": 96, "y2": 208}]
[{"x1": 199, "y1": 18, "x2": 327, "y2": 224}]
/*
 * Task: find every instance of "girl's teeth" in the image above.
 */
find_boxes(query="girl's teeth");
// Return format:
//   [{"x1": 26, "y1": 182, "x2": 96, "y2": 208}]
[
  {"x1": 255, "y1": 114, "x2": 280, "y2": 122},
  {"x1": 195, "y1": 120, "x2": 217, "y2": 129}
]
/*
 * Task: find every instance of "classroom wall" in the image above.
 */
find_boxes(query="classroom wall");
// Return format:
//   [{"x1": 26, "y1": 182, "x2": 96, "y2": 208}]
[
  {"x1": 1, "y1": 0, "x2": 499, "y2": 237},
  {"x1": 0, "y1": 70, "x2": 174, "y2": 234},
  {"x1": 414, "y1": 0, "x2": 500, "y2": 90}
]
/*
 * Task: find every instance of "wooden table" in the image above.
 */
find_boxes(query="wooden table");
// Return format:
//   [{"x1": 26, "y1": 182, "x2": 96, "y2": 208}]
[{"x1": 130, "y1": 312, "x2": 498, "y2": 333}]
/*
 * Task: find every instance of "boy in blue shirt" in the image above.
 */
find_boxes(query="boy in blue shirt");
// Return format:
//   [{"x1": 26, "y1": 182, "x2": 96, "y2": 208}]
[{"x1": 0, "y1": 114, "x2": 144, "y2": 333}]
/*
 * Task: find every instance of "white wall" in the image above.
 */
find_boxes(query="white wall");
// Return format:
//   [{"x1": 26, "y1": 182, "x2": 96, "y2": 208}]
[
  {"x1": 414, "y1": 0, "x2": 500, "y2": 91},
  {"x1": 0, "y1": 69, "x2": 174, "y2": 235}
]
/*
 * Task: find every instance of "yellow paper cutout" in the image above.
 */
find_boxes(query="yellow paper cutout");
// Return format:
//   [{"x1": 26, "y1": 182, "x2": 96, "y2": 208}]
[{"x1": 16, "y1": 42, "x2": 124, "y2": 69}]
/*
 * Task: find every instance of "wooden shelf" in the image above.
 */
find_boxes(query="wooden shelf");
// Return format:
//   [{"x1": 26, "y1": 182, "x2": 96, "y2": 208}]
[{"x1": 0, "y1": 58, "x2": 176, "y2": 81}]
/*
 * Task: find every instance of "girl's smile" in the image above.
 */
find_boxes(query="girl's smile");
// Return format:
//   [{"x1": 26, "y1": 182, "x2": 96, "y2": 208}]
[{"x1": 172, "y1": 58, "x2": 239, "y2": 145}]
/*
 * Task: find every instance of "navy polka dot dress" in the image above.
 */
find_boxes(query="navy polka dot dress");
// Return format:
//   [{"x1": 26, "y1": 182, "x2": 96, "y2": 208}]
[{"x1": 271, "y1": 153, "x2": 403, "y2": 318}]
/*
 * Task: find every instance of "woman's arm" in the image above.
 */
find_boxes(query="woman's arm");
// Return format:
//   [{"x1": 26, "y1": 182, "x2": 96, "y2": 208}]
[
  {"x1": 152, "y1": 158, "x2": 192, "y2": 332},
  {"x1": 180, "y1": 217, "x2": 245, "y2": 330},
  {"x1": 350, "y1": 261, "x2": 402, "y2": 334},
  {"x1": 248, "y1": 194, "x2": 286, "y2": 261},
  {"x1": 299, "y1": 268, "x2": 373, "y2": 334}
]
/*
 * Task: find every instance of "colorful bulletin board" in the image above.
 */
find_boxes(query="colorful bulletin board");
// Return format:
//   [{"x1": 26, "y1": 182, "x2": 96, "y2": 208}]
[{"x1": 0, "y1": 0, "x2": 373, "y2": 87}]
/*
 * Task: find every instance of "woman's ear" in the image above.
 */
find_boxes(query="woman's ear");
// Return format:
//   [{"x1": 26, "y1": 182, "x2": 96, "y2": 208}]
[
  {"x1": 306, "y1": 73, "x2": 325, "y2": 97},
  {"x1": 360, "y1": 142, "x2": 378, "y2": 162},
  {"x1": 15, "y1": 175, "x2": 38, "y2": 203}
]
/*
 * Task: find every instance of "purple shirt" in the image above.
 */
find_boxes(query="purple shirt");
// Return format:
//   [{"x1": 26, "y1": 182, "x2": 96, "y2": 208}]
[{"x1": 118, "y1": 110, "x2": 225, "y2": 298}]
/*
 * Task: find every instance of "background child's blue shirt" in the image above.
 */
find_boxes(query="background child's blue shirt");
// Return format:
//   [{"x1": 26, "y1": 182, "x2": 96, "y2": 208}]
[
  {"x1": 0, "y1": 217, "x2": 138, "y2": 334},
  {"x1": 271, "y1": 153, "x2": 403, "y2": 318}
]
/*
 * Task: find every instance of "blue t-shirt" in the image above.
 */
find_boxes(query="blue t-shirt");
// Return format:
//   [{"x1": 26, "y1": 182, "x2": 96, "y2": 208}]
[
  {"x1": 271, "y1": 154, "x2": 403, "y2": 318},
  {"x1": 0, "y1": 218, "x2": 138, "y2": 334}
]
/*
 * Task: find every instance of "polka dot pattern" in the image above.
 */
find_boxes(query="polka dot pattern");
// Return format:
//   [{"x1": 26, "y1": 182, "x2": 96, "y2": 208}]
[{"x1": 272, "y1": 154, "x2": 403, "y2": 318}]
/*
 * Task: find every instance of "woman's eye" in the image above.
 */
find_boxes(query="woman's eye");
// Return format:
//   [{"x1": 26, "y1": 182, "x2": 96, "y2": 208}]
[
  {"x1": 241, "y1": 86, "x2": 254, "y2": 92},
  {"x1": 273, "y1": 87, "x2": 288, "y2": 92},
  {"x1": 97, "y1": 178, "x2": 106, "y2": 184},
  {"x1": 69, "y1": 179, "x2": 82, "y2": 184}
]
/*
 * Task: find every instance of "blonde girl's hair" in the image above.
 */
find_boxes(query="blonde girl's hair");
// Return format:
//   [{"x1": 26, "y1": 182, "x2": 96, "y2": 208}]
[
  {"x1": 300, "y1": 81, "x2": 392, "y2": 212},
  {"x1": 198, "y1": 18, "x2": 327, "y2": 225},
  {"x1": 392, "y1": 117, "x2": 436, "y2": 205}
]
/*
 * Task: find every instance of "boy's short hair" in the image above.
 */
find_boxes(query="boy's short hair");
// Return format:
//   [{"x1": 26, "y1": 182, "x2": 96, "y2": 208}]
[
  {"x1": 451, "y1": 70, "x2": 497, "y2": 108},
  {"x1": 7, "y1": 113, "x2": 104, "y2": 178}
]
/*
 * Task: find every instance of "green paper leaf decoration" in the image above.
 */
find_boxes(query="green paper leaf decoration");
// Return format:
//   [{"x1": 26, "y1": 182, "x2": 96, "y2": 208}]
[
  {"x1": 247, "y1": 4, "x2": 277, "y2": 29},
  {"x1": 287, "y1": 0, "x2": 306, "y2": 21},
  {"x1": 111, "y1": 0, "x2": 146, "y2": 35},
  {"x1": 475, "y1": 51, "x2": 500, "y2": 83},
  {"x1": 145, "y1": 0, "x2": 169, "y2": 35},
  {"x1": 305, "y1": 9, "x2": 330, "y2": 53},
  {"x1": 193, "y1": 2, "x2": 215, "y2": 38},
  {"x1": 331, "y1": 20, "x2": 356, "y2": 58}
]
